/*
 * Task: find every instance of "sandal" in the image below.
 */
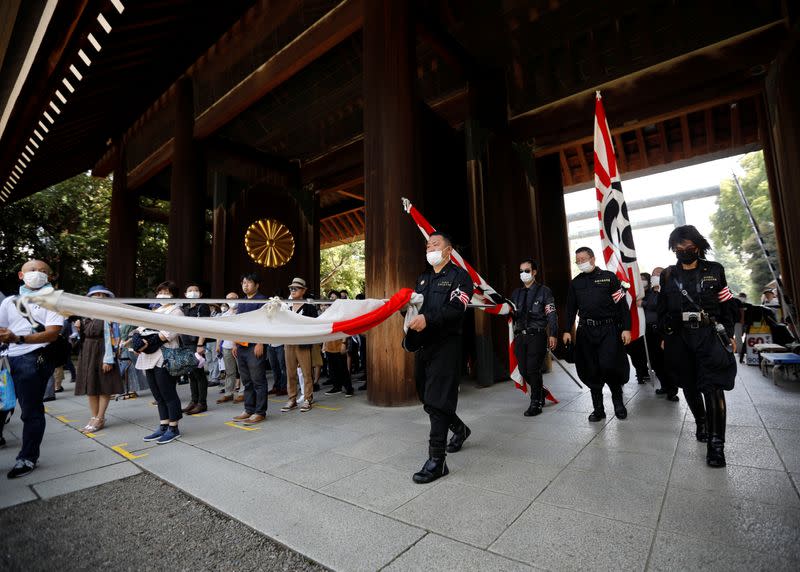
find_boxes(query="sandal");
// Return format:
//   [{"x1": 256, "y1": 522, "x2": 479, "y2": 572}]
[
  {"x1": 80, "y1": 417, "x2": 98, "y2": 433},
  {"x1": 92, "y1": 417, "x2": 106, "y2": 432}
]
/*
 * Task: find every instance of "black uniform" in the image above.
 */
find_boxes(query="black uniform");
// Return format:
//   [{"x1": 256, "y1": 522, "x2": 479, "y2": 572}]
[
  {"x1": 657, "y1": 261, "x2": 736, "y2": 391},
  {"x1": 642, "y1": 287, "x2": 676, "y2": 397},
  {"x1": 566, "y1": 268, "x2": 631, "y2": 389},
  {"x1": 412, "y1": 261, "x2": 473, "y2": 459},
  {"x1": 657, "y1": 260, "x2": 737, "y2": 466},
  {"x1": 511, "y1": 282, "x2": 558, "y2": 407}
]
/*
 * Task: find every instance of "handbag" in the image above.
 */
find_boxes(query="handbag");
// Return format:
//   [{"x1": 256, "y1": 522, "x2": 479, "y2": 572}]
[
  {"x1": 0, "y1": 355, "x2": 16, "y2": 412},
  {"x1": 161, "y1": 346, "x2": 199, "y2": 377}
]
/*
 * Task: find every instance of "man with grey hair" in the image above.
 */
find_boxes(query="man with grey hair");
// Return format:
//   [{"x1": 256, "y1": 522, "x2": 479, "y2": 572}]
[{"x1": 0, "y1": 260, "x2": 64, "y2": 478}]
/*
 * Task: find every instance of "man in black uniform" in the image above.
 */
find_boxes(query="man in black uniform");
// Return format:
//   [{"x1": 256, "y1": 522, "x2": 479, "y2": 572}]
[
  {"x1": 563, "y1": 247, "x2": 632, "y2": 421},
  {"x1": 405, "y1": 231, "x2": 473, "y2": 484},
  {"x1": 657, "y1": 225, "x2": 737, "y2": 467},
  {"x1": 511, "y1": 259, "x2": 558, "y2": 417}
]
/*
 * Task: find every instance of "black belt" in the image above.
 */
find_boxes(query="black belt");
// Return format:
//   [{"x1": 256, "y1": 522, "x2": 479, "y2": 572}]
[
  {"x1": 580, "y1": 318, "x2": 615, "y2": 327},
  {"x1": 515, "y1": 327, "x2": 546, "y2": 336}
]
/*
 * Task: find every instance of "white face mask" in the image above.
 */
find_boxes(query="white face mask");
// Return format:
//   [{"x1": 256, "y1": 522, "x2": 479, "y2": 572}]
[
  {"x1": 520, "y1": 271, "x2": 533, "y2": 283},
  {"x1": 22, "y1": 271, "x2": 49, "y2": 290},
  {"x1": 156, "y1": 293, "x2": 172, "y2": 299},
  {"x1": 185, "y1": 291, "x2": 200, "y2": 299},
  {"x1": 426, "y1": 250, "x2": 444, "y2": 267},
  {"x1": 577, "y1": 261, "x2": 594, "y2": 273},
  {"x1": 651, "y1": 275, "x2": 661, "y2": 288},
  {"x1": 228, "y1": 302, "x2": 237, "y2": 309}
]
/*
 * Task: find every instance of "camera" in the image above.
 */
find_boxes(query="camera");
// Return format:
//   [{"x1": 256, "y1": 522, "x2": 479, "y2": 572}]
[{"x1": 681, "y1": 311, "x2": 702, "y2": 327}]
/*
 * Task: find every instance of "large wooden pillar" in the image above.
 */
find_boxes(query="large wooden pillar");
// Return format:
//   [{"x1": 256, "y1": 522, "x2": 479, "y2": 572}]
[
  {"x1": 531, "y1": 153, "x2": 572, "y2": 333},
  {"x1": 167, "y1": 77, "x2": 206, "y2": 289},
  {"x1": 763, "y1": 28, "x2": 800, "y2": 323},
  {"x1": 363, "y1": 0, "x2": 420, "y2": 406},
  {"x1": 210, "y1": 172, "x2": 228, "y2": 297},
  {"x1": 106, "y1": 146, "x2": 137, "y2": 296}
]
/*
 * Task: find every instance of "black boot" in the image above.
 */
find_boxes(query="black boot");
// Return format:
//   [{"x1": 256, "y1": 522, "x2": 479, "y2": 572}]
[
  {"x1": 588, "y1": 389, "x2": 606, "y2": 422},
  {"x1": 610, "y1": 385, "x2": 627, "y2": 419},
  {"x1": 412, "y1": 456, "x2": 449, "y2": 483},
  {"x1": 524, "y1": 388, "x2": 543, "y2": 417},
  {"x1": 684, "y1": 388, "x2": 708, "y2": 442},
  {"x1": 446, "y1": 424, "x2": 471, "y2": 453},
  {"x1": 705, "y1": 389, "x2": 727, "y2": 468}
]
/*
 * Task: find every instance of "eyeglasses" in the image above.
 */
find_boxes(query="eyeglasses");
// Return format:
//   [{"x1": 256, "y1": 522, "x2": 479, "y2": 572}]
[{"x1": 289, "y1": 287, "x2": 302, "y2": 292}]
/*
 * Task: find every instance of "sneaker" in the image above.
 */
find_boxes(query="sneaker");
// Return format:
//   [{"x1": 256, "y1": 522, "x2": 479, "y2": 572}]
[
  {"x1": 143, "y1": 426, "x2": 167, "y2": 442},
  {"x1": 7, "y1": 459, "x2": 36, "y2": 479},
  {"x1": 54, "y1": 387, "x2": 64, "y2": 393},
  {"x1": 157, "y1": 427, "x2": 181, "y2": 444},
  {"x1": 344, "y1": 390, "x2": 354, "y2": 398},
  {"x1": 300, "y1": 400, "x2": 312, "y2": 412},
  {"x1": 325, "y1": 388, "x2": 343, "y2": 395},
  {"x1": 281, "y1": 400, "x2": 298, "y2": 412}
]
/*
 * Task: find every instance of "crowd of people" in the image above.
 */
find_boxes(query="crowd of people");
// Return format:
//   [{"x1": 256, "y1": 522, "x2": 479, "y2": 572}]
[{"x1": 0, "y1": 223, "x2": 787, "y2": 483}]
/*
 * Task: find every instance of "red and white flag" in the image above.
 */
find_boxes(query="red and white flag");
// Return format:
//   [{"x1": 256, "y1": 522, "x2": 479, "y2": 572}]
[
  {"x1": 402, "y1": 197, "x2": 558, "y2": 402},
  {"x1": 594, "y1": 92, "x2": 645, "y2": 340}
]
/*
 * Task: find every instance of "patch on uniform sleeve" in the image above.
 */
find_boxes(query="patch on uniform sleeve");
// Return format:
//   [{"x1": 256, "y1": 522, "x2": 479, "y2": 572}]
[
  {"x1": 545, "y1": 303, "x2": 556, "y2": 315},
  {"x1": 450, "y1": 287, "x2": 470, "y2": 308},
  {"x1": 612, "y1": 288, "x2": 625, "y2": 303},
  {"x1": 718, "y1": 286, "x2": 733, "y2": 302}
]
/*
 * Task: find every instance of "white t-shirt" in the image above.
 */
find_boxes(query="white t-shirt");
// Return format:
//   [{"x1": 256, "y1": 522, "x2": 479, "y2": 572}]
[{"x1": 0, "y1": 295, "x2": 64, "y2": 357}]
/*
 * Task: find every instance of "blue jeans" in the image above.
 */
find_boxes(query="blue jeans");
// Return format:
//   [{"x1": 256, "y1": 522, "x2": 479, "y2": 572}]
[
  {"x1": 236, "y1": 345, "x2": 268, "y2": 416},
  {"x1": 267, "y1": 345, "x2": 286, "y2": 391},
  {"x1": 10, "y1": 350, "x2": 55, "y2": 463}
]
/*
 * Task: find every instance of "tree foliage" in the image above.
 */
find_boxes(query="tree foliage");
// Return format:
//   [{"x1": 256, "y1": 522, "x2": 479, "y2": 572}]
[
  {"x1": 710, "y1": 152, "x2": 778, "y2": 300},
  {"x1": 320, "y1": 241, "x2": 365, "y2": 297},
  {"x1": 0, "y1": 173, "x2": 112, "y2": 295}
]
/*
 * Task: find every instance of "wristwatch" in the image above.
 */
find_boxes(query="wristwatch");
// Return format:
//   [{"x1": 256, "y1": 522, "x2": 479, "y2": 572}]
[{"x1": 15, "y1": 335, "x2": 26, "y2": 344}]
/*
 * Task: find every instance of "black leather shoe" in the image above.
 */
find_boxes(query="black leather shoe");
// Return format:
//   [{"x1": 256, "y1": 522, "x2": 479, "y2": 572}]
[
  {"x1": 412, "y1": 457, "x2": 449, "y2": 484},
  {"x1": 706, "y1": 437, "x2": 726, "y2": 467},
  {"x1": 588, "y1": 410, "x2": 606, "y2": 422},
  {"x1": 446, "y1": 426, "x2": 471, "y2": 453},
  {"x1": 655, "y1": 388, "x2": 667, "y2": 395},
  {"x1": 611, "y1": 389, "x2": 627, "y2": 420},
  {"x1": 588, "y1": 390, "x2": 606, "y2": 422},
  {"x1": 524, "y1": 402, "x2": 543, "y2": 417}
]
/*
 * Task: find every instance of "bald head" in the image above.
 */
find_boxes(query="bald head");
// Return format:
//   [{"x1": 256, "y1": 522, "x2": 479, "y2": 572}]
[
  {"x1": 20, "y1": 259, "x2": 51, "y2": 275},
  {"x1": 18, "y1": 259, "x2": 52, "y2": 290}
]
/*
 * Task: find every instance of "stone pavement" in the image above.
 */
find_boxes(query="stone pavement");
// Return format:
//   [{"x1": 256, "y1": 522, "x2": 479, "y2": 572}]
[{"x1": 2, "y1": 362, "x2": 799, "y2": 571}]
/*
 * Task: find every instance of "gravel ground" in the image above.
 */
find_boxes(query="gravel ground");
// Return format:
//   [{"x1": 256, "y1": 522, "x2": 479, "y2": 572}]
[{"x1": 0, "y1": 473, "x2": 327, "y2": 572}]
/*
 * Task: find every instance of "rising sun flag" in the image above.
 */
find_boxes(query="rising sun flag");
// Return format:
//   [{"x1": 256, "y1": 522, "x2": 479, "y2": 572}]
[{"x1": 594, "y1": 91, "x2": 645, "y2": 340}]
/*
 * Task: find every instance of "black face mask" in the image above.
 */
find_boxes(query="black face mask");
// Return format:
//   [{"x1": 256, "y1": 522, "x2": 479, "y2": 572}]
[{"x1": 676, "y1": 250, "x2": 699, "y2": 264}]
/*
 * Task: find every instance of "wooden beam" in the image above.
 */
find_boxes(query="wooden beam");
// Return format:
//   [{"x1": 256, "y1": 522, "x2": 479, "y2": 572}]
[
  {"x1": 128, "y1": 139, "x2": 174, "y2": 190},
  {"x1": 614, "y1": 133, "x2": 627, "y2": 171},
  {"x1": 337, "y1": 189, "x2": 364, "y2": 201},
  {"x1": 680, "y1": 113, "x2": 692, "y2": 158},
  {"x1": 657, "y1": 122, "x2": 670, "y2": 162},
  {"x1": 194, "y1": 0, "x2": 363, "y2": 139},
  {"x1": 559, "y1": 149, "x2": 573, "y2": 186},
  {"x1": 634, "y1": 128, "x2": 649, "y2": 169},
  {"x1": 704, "y1": 108, "x2": 715, "y2": 152},
  {"x1": 731, "y1": 101, "x2": 742, "y2": 147},
  {"x1": 575, "y1": 143, "x2": 590, "y2": 182}
]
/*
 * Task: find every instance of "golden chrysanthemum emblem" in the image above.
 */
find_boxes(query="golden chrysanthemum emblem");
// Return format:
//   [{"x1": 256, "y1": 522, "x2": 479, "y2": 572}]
[{"x1": 244, "y1": 219, "x2": 295, "y2": 268}]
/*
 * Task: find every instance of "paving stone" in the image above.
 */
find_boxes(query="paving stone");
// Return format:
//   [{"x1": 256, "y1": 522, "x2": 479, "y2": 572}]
[
  {"x1": 450, "y1": 452, "x2": 561, "y2": 500},
  {"x1": 490, "y1": 502, "x2": 653, "y2": 571},
  {"x1": 267, "y1": 451, "x2": 370, "y2": 490},
  {"x1": 384, "y1": 533, "x2": 533, "y2": 572},
  {"x1": 390, "y1": 481, "x2": 529, "y2": 548},
  {"x1": 538, "y1": 466, "x2": 666, "y2": 526},
  {"x1": 321, "y1": 464, "x2": 427, "y2": 513},
  {"x1": 768, "y1": 427, "x2": 800, "y2": 473},
  {"x1": 569, "y1": 446, "x2": 673, "y2": 484},
  {"x1": 33, "y1": 461, "x2": 140, "y2": 499},
  {"x1": 648, "y1": 530, "x2": 795, "y2": 571},
  {"x1": 659, "y1": 487, "x2": 800, "y2": 562}
]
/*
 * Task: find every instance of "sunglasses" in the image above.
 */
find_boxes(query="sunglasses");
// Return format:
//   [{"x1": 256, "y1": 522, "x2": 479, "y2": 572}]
[{"x1": 289, "y1": 287, "x2": 303, "y2": 292}]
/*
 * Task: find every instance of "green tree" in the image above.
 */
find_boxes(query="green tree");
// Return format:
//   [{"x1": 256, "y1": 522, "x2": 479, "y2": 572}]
[
  {"x1": 710, "y1": 152, "x2": 778, "y2": 300},
  {"x1": 320, "y1": 241, "x2": 365, "y2": 297},
  {"x1": 0, "y1": 173, "x2": 112, "y2": 295}
]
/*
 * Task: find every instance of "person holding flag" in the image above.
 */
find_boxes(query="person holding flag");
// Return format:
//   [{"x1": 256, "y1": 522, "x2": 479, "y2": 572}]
[
  {"x1": 405, "y1": 231, "x2": 473, "y2": 484},
  {"x1": 563, "y1": 247, "x2": 632, "y2": 421},
  {"x1": 510, "y1": 259, "x2": 558, "y2": 417}
]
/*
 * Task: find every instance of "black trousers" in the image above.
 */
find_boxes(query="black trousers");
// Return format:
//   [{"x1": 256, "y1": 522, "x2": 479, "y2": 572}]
[
  {"x1": 625, "y1": 336, "x2": 649, "y2": 378},
  {"x1": 415, "y1": 336, "x2": 464, "y2": 458},
  {"x1": 188, "y1": 366, "x2": 208, "y2": 405},
  {"x1": 645, "y1": 325, "x2": 677, "y2": 396},
  {"x1": 514, "y1": 331, "x2": 547, "y2": 398},
  {"x1": 145, "y1": 366, "x2": 182, "y2": 422},
  {"x1": 575, "y1": 323, "x2": 630, "y2": 389},
  {"x1": 327, "y1": 353, "x2": 353, "y2": 392}
]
